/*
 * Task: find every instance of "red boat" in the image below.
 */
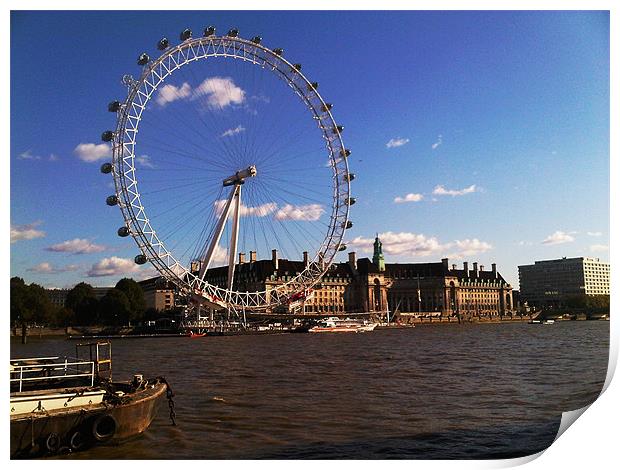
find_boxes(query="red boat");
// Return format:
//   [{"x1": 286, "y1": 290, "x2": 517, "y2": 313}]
[{"x1": 188, "y1": 331, "x2": 206, "y2": 338}]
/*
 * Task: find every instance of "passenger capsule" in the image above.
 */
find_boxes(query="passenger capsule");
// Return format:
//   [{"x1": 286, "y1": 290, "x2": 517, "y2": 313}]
[
  {"x1": 227, "y1": 28, "x2": 239, "y2": 37},
  {"x1": 333, "y1": 125, "x2": 344, "y2": 134},
  {"x1": 322, "y1": 103, "x2": 333, "y2": 112},
  {"x1": 117, "y1": 226, "x2": 130, "y2": 237},
  {"x1": 340, "y1": 148, "x2": 351, "y2": 157},
  {"x1": 101, "y1": 131, "x2": 115, "y2": 142},
  {"x1": 100, "y1": 163, "x2": 113, "y2": 174},
  {"x1": 344, "y1": 173, "x2": 355, "y2": 182},
  {"x1": 180, "y1": 28, "x2": 192, "y2": 41},
  {"x1": 342, "y1": 220, "x2": 353, "y2": 229},
  {"x1": 204, "y1": 26, "x2": 216, "y2": 36},
  {"x1": 157, "y1": 37, "x2": 169, "y2": 50},
  {"x1": 106, "y1": 195, "x2": 118, "y2": 206},
  {"x1": 134, "y1": 254, "x2": 147, "y2": 265},
  {"x1": 307, "y1": 82, "x2": 318, "y2": 91},
  {"x1": 137, "y1": 53, "x2": 149, "y2": 66},
  {"x1": 273, "y1": 48, "x2": 284, "y2": 56},
  {"x1": 107, "y1": 101, "x2": 121, "y2": 112},
  {"x1": 346, "y1": 197, "x2": 357, "y2": 205},
  {"x1": 251, "y1": 36, "x2": 262, "y2": 44},
  {"x1": 293, "y1": 63, "x2": 302, "y2": 71},
  {"x1": 338, "y1": 244, "x2": 347, "y2": 252}
]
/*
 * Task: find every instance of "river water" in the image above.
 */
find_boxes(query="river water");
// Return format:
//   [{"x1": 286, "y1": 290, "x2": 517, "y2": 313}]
[{"x1": 11, "y1": 321, "x2": 609, "y2": 459}]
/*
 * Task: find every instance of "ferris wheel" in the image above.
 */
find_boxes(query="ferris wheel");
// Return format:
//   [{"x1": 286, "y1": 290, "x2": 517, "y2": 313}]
[{"x1": 100, "y1": 27, "x2": 355, "y2": 311}]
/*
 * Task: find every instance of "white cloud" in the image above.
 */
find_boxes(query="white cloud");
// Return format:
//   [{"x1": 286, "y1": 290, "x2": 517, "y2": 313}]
[
  {"x1": 449, "y1": 239, "x2": 493, "y2": 258},
  {"x1": 348, "y1": 231, "x2": 493, "y2": 259},
  {"x1": 394, "y1": 193, "x2": 424, "y2": 204},
  {"x1": 18, "y1": 150, "x2": 41, "y2": 160},
  {"x1": 193, "y1": 76, "x2": 246, "y2": 110},
  {"x1": 45, "y1": 238, "x2": 106, "y2": 254},
  {"x1": 542, "y1": 231, "x2": 575, "y2": 245},
  {"x1": 28, "y1": 262, "x2": 80, "y2": 274},
  {"x1": 590, "y1": 244, "x2": 609, "y2": 253},
  {"x1": 214, "y1": 200, "x2": 277, "y2": 218},
  {"x1": 136, "y1": 154, "x2": 155, "y2": 168},
  {"x1": 155, "y1": 82, "x2": 192, "y2": 106},
  {"x1": 87, "y1": 257, "x2": 141, "y2": 277},
  {"x1": 432, "y1": 134, "x2": 443, "y2": 150},
  {"x1": 221, "y1": 125, "x2": 246, "y2": 137},
  {"x1": 18, "y1": 150, "x2": 59, "y2": 161},
  {"x1": 11, "y1": 221, "x2": 46, "y2": 243},
  {"x1": 587, "y1": 231, "x2": 602, "y2": 237},
  {"x1": 386, "y1": 137, "x2": 410, "y2": 148},
  {"x1": 348, "y1": 232, "x2": 445, "y2": 257},
  {"x1": 433, "y1": 184, "x2": 478, "y2": 197},
  {"x1": 275, "y1": 204, "x2": 324, "y2": 221},
  {"x1": 210, "y1": 245, "x2": 229, "y2": 266},
  {"x1": 74, "y1": 143, "x2": 111, "y2": 162}
]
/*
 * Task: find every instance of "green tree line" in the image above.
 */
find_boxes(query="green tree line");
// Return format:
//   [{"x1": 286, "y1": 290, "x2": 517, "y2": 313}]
[{"x1": 10, "y1": 277, "x2": 147, "y2": 327}]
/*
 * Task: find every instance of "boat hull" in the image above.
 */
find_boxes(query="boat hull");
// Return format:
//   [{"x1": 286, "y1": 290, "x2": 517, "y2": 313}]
[{"x1": 10, "y1": 381, "x2": 167, "y2": 458}]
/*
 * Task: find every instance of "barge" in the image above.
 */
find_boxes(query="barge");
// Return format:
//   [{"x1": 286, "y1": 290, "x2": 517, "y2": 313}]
[
  {"x1": 10, "y1": 341, "x2": 172, "y2": 458},
  {"x1": 309, "y1": 317, "x2": 377, "y2": 333}
]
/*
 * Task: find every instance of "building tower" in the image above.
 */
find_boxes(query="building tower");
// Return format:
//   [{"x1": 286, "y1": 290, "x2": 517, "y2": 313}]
[{"x1": 372, "y1": 233, "x2": 386, "y2": 272}]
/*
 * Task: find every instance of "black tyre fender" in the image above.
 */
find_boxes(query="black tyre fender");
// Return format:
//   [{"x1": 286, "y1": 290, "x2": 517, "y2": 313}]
[
  {"x1": 91, "y1": 414, "x2": 117, "y2": 442},
  {"x1": 45, "y1": 432, "x2": 60, "y2": 453},
  {"x1": 70, "y1": 430, "x2": 87, "y2": 451}
]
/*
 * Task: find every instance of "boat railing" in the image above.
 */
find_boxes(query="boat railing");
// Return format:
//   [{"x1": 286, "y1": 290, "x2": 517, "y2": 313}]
[{"x1": 10, "y1": 357, "x2": 96, "y2": 393}]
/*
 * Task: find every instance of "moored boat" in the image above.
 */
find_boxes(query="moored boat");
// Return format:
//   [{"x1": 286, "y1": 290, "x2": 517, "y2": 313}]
[
  {"x1": 188, "y1": 331, "x2": 206, "y2": 338},
  {"x1": 10, "y1": 341, "x2": 173, "y2": 458},
  {"x1": 309, "y1": 317, "x2": 377, "y2": 333}
]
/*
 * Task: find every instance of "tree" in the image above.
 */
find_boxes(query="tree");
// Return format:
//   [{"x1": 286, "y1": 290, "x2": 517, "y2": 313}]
[
  {"x1": 115, "y1": 278, "x2": 146, "y2": 322},
  {"x1": 10, "y1": 277, "x2": 29, "y2": 326},
  {"x1": 10, "y1": 278, "x2": 55, "y2": 326},
  {"x1": 66, "y1": 282, "x2": 100, "y2": 325},
  {"x1": 98, "y1": 289, "x2": 132, "y2": 326},
  {"x1": 51, "y1": 307, "x2": 75, "y2": 327},
  {"x1": 24, "y1": 283, "x2": 55, "y2": 325}
]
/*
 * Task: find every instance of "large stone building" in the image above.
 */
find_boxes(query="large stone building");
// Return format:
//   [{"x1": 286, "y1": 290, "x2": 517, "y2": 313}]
[
  {"x1": 518, "y1": 257, "x2": 610, "y2": 308},
  {"x1": 200, "y1": 235, "x2": 514, "y2": 318}
]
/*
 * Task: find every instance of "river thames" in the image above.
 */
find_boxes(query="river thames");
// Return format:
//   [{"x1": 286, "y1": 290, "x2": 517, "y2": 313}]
[{"x1": 11, "y1": 320, "x2": 609, "y2": 459}]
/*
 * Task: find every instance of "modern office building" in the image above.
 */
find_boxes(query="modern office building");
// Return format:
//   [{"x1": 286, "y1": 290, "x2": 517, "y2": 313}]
[
  {"x1": 518, "y1": 257, "x2": 610, "y2": 308},
  {"x1": 138, "y1": 277, "x2": 176, "y2": 311}
]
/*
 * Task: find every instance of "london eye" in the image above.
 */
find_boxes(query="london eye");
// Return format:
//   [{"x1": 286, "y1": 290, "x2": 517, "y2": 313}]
[{"x1": 100, "y1": 27, "x2": 355, "y2": 312}]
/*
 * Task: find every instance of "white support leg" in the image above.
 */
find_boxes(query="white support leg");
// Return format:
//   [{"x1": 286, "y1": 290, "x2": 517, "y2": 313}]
[
  {"x1": 227, "y1": 185, "x2": 241, "y2": 291},
  {"x1": 198, "y1": 165, "x2": 256, "y2": 286},
  {"x1": 198, "y1": 185, "x2": 238, "y2": 281}
]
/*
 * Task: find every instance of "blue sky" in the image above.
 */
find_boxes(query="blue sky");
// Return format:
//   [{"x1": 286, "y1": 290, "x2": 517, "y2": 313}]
[{"x1": 10, "y1": 10, "x2": 610, "y2": 289}]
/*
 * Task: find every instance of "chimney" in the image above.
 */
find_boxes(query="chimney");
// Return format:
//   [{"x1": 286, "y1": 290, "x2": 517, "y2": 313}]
[
  {"x1": 249, "y1": 251, "x2": 256, "y2": 263},
  {"x1": 191, "y1": 260, "x2": 201, "y2": 274},
  {"x1": 442, "y1": 258, "x2": 449, "y2": 271},
  {"x1": 272, "y1": 249, "x2": 278, "y2": 270},
  {"x1": 303, "y1": 251, "x2": 309, "y2": 267},
  {"x1": 348, "y1": 251, "x2": 357, "y2": 270},
  {"x1": 492, "y1": 263, "x2": 497, "y2": 278},
  {"x1": 238, "y1": 252, "x2": 246, "y2": 264},
  {"x1": 452, "y1": 264, "x2": 457, "y2": 271},
  {"x1": 463, "y1": 262, "x2": 469, "y2": 277},
  {"x1": 480, "y1": 265, "x2": 484, "y2": 272},
  {"x1": 473, "y1": 262, "x2": 478, "y2": 277}
]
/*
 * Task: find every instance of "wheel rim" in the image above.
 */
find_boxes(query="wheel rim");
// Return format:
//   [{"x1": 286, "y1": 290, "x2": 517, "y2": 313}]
[{"x1": 107, "y1": 34, "x2": 352, "y2": 310}]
